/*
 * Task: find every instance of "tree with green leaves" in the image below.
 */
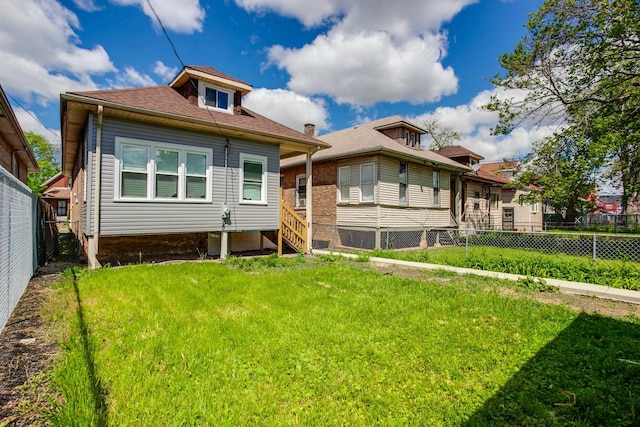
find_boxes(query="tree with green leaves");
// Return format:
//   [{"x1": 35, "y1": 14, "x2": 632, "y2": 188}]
[
  {"x1": 423, "y1": 119, "x2": 462, "y2": 150},
  {"x1": 26, "y1": 131, "x2": 60, "y2": 195},
  {"x1": 486, "y1": 0, "x2": 640, "y2": 213}
]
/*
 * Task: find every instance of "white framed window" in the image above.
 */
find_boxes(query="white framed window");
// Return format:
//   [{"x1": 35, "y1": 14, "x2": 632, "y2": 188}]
[
  {"x1": 197, "y1": 81, "x2": 233, "y2": 114},
  {"x1": 530, "y1": 201, "x2": 539, "y2": 213},
  {"x1": 115, "y1": 137, "x2": 212, "y2": 202},
  {"x1": 240, "y1": 153, "x2": 267, "y2": 204},
  {"x1": 360, "y1": 163, "x2": 375, "y2": 203},
  {"x1": 433, "y1": 170, "x2": 440, "y2": 207},
  {"x1": 399, "y1": 163, "x2": 407, "y2": 206},
  {"x1": 296, "y1": 174, "x2": 307, "y2": 207},
  {"x1": 491, "y1": 193, "x2": 500, "y2": 209},
  {"x1": 338, "y1": 166, "x2": 350, "y2": 203}
]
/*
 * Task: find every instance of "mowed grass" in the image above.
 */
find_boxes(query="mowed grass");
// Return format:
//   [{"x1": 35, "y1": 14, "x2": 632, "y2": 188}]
[
  {"x1": 370, "y1": 246, "x2": 640, "y2": 290},
  {"x1": 46, "y1": 256, "x2": 640, "y2": 426}
]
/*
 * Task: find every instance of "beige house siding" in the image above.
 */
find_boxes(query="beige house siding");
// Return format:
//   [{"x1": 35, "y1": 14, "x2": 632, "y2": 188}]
[
  {"x1": 462, "y1": 181, "x2": 503, "y2": 230},
  {"x1": 378, "y1": 206, "x2": 450, "y2": 228},
  {"x1": 336, "y1": 204, "x2": 379, "y2": 226},
  {"x1": 502, "y1": 188, "x2": 543, "y2": 231}
]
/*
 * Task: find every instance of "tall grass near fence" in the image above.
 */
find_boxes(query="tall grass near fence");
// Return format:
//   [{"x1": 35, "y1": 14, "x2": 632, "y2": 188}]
[{"x1": 370, "y1": 247, "x2": 640, "y2": 289}]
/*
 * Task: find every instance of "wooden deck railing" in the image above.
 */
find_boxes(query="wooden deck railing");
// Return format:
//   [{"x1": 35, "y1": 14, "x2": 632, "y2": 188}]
[{"x1": 280, "y1": 201, "x2": 308, "y2": 253}]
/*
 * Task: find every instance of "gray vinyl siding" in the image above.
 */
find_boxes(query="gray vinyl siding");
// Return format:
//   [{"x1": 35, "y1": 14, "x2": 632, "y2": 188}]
[
  {"x1": 88, "y1": 116, "x2": 279, "y2": 236},
  {"x1": 84, "y1": 114, "x2": 95, "y2": 236}
]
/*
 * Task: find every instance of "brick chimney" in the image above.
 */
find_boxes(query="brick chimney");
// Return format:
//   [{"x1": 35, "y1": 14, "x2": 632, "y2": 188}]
[{"x1": 304, "y1": 123, "x2": 315, "y2": 136}]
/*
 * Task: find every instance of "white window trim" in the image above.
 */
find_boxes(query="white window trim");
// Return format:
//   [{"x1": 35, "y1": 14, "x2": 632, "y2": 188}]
[
  {"x1": 239, "y1": 152, "x2": 268, "y2": 205},
  {"x1": 114, "y1": 137, "x2": 213, "y2": 203},
  {"x1": 359, "y1": 163, "x2": 376, "y2": 203},
  {"x1": 338, "y1": 166, "x2": 350, "y2": 203},
  {"x1": 530, "y1": 201, "x2": 539, "y2": 213},
  {"x1": 433, "y1": 170, "x2": 441, "y2": 207},
  {"x1": 399, "y1": 163, "x2": 408, "y2": 206},
  {"x1": 296, "y1": 174, "x2": 306, "y2": 207},
  {"x1": 197, "y1": 80, "x2": 233, "y2": 114}
]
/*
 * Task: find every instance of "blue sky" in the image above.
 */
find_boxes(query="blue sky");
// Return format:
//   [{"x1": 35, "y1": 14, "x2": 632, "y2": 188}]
[{"x1": 0, "y1": 0, "x2": 555, "y2": 162}]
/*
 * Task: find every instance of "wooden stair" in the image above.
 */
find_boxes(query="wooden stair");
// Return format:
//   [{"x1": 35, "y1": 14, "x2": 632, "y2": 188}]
[{"x1": 261, "y1": 195, "x2": 308, "y2": 254}]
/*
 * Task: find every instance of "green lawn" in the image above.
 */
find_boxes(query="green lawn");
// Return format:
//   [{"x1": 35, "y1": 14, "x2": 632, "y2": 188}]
[
  {"x1": 369, "y1": 246, "x2": 640, "y2": 290},
  {"x1": 46, "y1": 255, "x2": 640, "y2": 426}
]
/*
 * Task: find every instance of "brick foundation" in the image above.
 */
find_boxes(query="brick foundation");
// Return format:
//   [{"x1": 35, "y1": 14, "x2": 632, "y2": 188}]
[{"x1": 97, "y1": 233, "x2": 209, "y2": 265}]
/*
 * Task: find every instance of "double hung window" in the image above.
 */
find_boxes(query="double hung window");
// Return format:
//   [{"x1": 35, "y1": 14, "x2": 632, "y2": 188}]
[
  {"x1": 338, "y1": 166, "x2": 350, "y2": 202},
  {"x1": 360, "y1": 163, "x2": 375, "y2": 203},
  {"x1": 240, "y1": 153, "x2": 267, "y2": 204}
]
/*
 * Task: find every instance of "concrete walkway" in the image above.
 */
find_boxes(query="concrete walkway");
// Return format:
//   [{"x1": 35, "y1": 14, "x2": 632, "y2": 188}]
[{"x1": 313, "y1": 249, "x2": 640, "y2": 305}]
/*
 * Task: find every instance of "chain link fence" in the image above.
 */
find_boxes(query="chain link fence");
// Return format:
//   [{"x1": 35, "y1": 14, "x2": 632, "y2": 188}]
[
  {"x1": 312, "y1": 222, "x2": 640, "y2": 263},
  {"x1": 0, "y1": 168, "x2": 38, "y2": 334},
  {"x1": 545, "y1": 213, "x2": 640, "y2": 234}
]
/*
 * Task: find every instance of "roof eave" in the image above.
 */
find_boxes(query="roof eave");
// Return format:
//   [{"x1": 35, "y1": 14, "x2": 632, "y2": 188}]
[
  {"x1": 0, "y1": 88, "x2": 40, "y2": 173},
  {"x1": 60, "y1": 93, "x2": 329, "y2": 174}
]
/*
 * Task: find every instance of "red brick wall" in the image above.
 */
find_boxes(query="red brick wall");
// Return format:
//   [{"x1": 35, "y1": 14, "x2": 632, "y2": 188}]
[
  {"x1": 97, "y1": 233, "x2": 209, "y2": 265},
  {"x1": 0, "y1": 136, "x2": 29, "y2": 184},
  {"x1": 0, "y1": 136, "x2": 11, "y2": 174},
  {"x1": 281, "y1": 160, "x2": 337, "y2": 246}
]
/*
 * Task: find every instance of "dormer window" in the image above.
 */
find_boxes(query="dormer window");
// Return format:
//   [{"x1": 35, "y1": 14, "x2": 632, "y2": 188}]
[
  {"x1": 404, "y1": 131, "x2": 420, "y2": 148},
  {"x1": 198, "y1": 81, "x2": 233, "y2": 114}
]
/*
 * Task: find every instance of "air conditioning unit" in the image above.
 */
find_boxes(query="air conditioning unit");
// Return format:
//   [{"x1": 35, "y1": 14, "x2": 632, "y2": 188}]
[{"x1": 298, "y1": 198, "x2": 306, "y2": 206}]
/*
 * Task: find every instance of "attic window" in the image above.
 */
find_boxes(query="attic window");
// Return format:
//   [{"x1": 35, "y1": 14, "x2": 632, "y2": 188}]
[
  {"x1": 404, "y1": 131, "x2": 419, "y2": 148},
  {"x1": 198, "y1": 81, "x2": 232, "y2": 114}
]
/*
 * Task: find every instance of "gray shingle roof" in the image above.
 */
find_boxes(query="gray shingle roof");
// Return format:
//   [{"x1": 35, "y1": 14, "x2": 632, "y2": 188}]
[{"x1": 282, "y1": 116, "x2": 469, "y2": 170}]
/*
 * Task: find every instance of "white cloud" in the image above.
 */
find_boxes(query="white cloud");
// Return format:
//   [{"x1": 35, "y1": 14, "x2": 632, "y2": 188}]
[
  {"x1": 239, "y1": 0, "x2": 477, "y2": 106},
  {"x1": 110, "y1": 0, "x2": 205, "y2": 34},
  {"x1": 0, "y1": 0, "x2": 114, "y2": 104},
  {"x1": 244, "y1": 88, "x2": 330, "y2": 134},
  {"x1": 14, "y1": 108, "x2": 62, "y2": 148},
  {"x1": 235, "y1": 0, "x2": 476, "y2": 35},
  {"x1": 410, "y1": 89, "x2": 561, "y2": 161},
  {"x1": 153, "y1": 61, "x2": 179, "y2": 82},
  {"x1": 72, "y1": 0, "x2": 101, "y2": 12},
  {"x1": 110, "y1": 67, "x2": 157, "y2": 88},
  {"x1": 269, "y1": 29, "x2": 458, "y2": 106}
]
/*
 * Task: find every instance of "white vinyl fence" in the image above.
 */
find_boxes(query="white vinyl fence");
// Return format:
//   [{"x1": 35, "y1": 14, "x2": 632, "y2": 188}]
[{"x1": 0, "y1": 167, "x2": 38, "y2": 333}]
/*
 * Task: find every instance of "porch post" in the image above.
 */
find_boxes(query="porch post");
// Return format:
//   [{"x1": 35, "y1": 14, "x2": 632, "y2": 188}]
[
  {"x1": 305, "y1": 150, "x2": 313, "y2": 253},
  {"x1": 220, "y1": 228, "x2": 229, "y2": 260}
]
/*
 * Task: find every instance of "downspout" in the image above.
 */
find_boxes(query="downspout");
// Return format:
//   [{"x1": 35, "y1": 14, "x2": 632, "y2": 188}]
[
  {"x1": 220, "y1": 139, "x2": 230, "y2": 259},
  {"x1": 305, "y1": 149, "x2": 313, "y2": 253},
  {"x1": 90, "y1": 105, "x2": 103, "y2": 268}
]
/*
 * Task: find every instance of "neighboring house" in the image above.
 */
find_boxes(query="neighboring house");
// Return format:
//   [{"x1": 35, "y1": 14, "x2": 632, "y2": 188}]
[
  {"x1": 0, "y1": 85, "x2": 39, "y2": 183},
  {"x1": 596, "y1": 194, "x2": 622, "y2": 214},
  {"x1": 435, "y1": 146, "x2": 507, "y2": 230},
  {"x1": 280, "y1": 116, "x2": 469, "y2": 250},
  {"x1": 60, "y1": 65, "x2": 329, "y2": 267},
  {"x1": 41, "y1": 172, "x2": 71, "y2": 220},
  {"x1": 478, "y1": 162, "x2": 543, "y2": 232},
  {"x1": 436, "y1": 147, "x2": 543, "y2": 232}
]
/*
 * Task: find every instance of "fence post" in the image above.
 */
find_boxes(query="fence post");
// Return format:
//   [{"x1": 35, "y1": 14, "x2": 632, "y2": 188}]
[
  {"x1": 592, "y1": 232, "x2": 597, "y2": 264},
  {"x1": 465, "y1": 228, "x2": 469, "y2": 258}
]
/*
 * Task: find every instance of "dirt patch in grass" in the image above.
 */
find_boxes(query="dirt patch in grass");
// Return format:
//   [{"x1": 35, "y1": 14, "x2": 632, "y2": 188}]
[
  {"x1": 364, "y1": 262, "x2": 640, "y2": 319},
  {"x1": 0, "y1": 262, "x2": 74, "y2": 426}
]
